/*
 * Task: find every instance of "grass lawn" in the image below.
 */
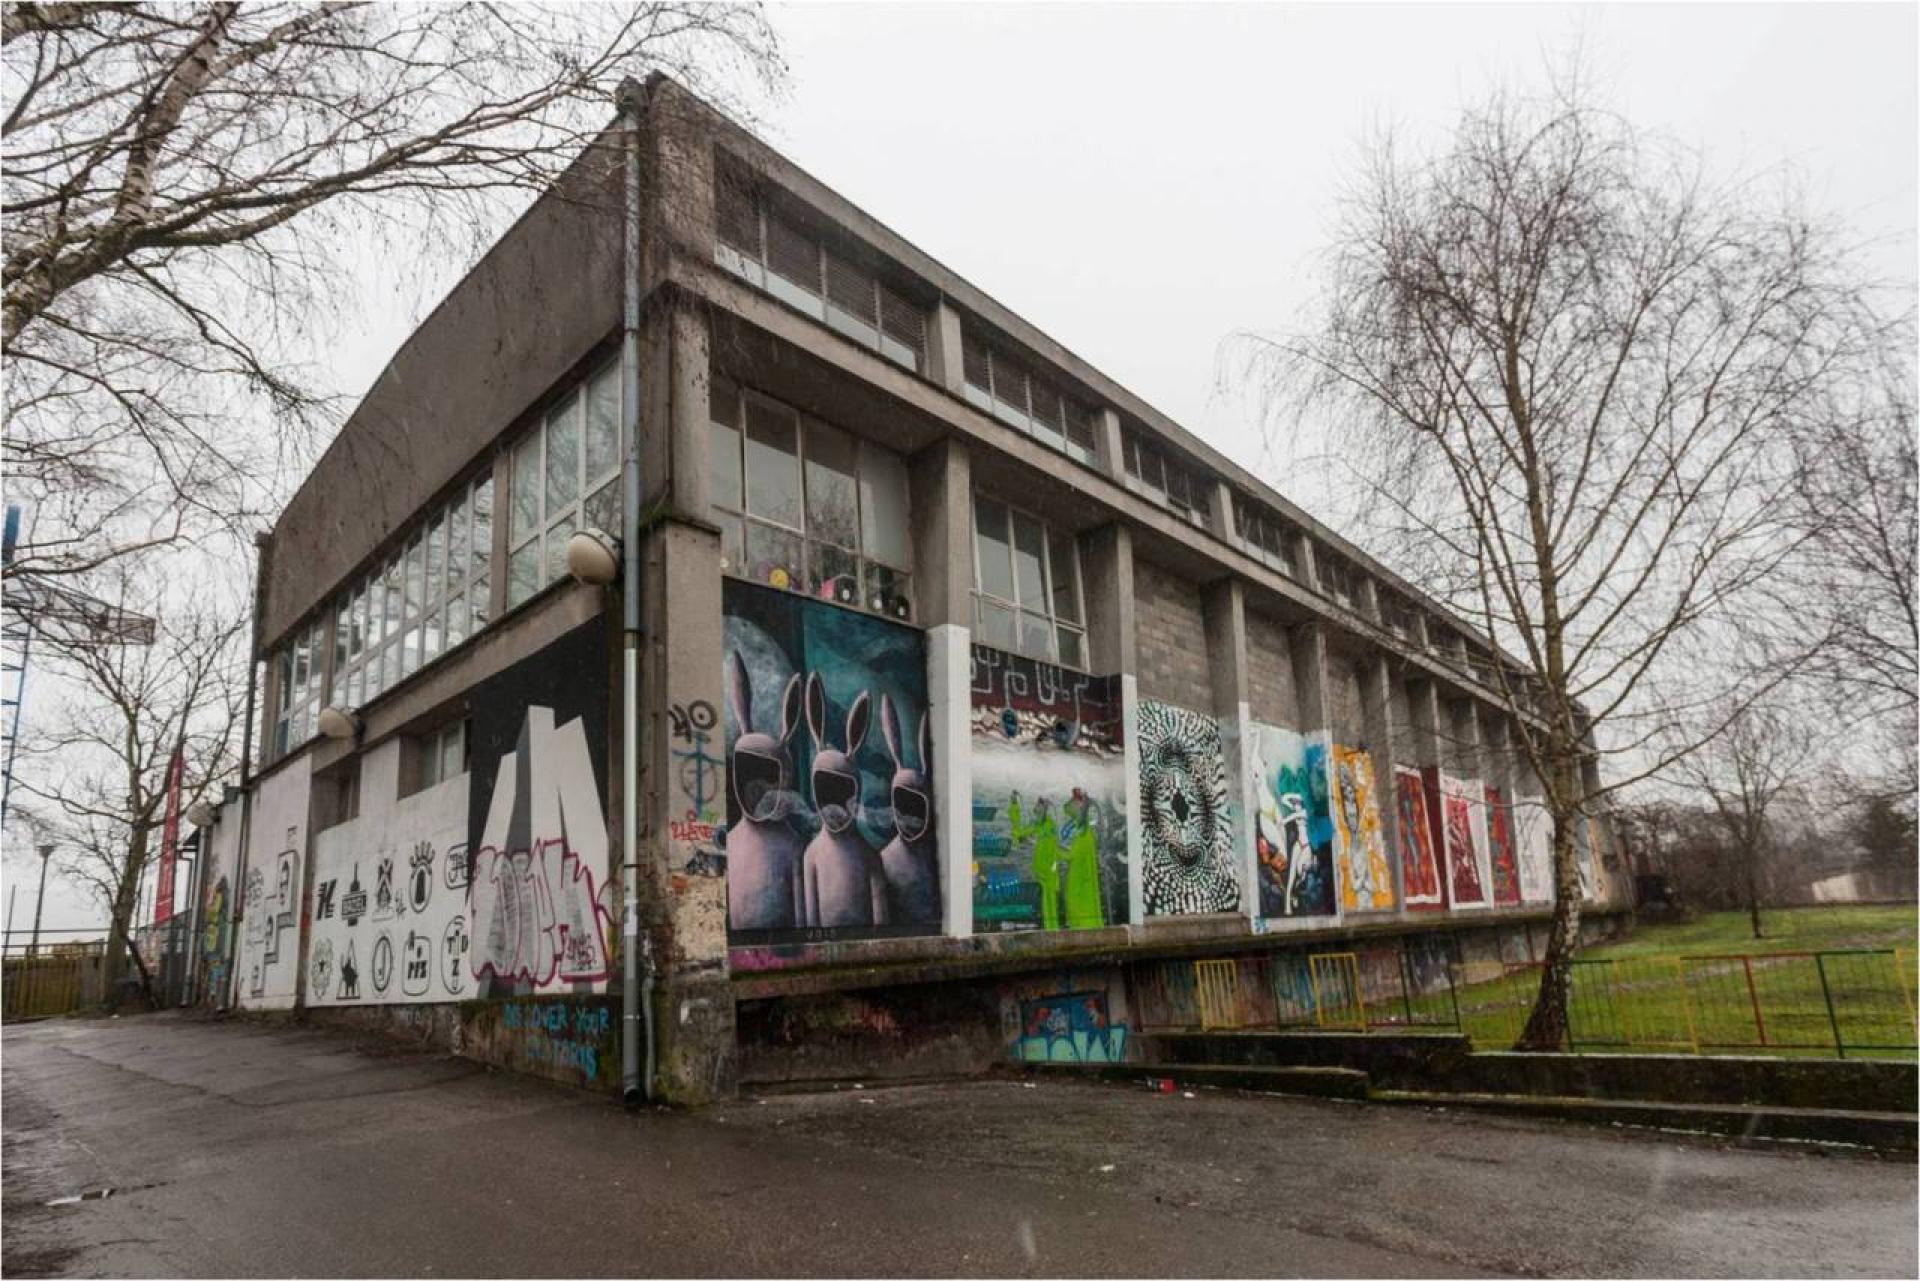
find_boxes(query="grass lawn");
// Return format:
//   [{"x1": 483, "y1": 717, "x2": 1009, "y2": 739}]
[{"x1": 1450, "y1": 903, "x2": 1918, "y2": 1059}]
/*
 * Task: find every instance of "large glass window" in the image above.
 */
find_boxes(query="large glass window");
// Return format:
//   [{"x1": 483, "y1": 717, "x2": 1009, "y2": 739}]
[
  {"x1": 971, "y1": 494, "x2": 1086, "y2": 668},
  {"x1": 323, "y1": 472, "x2": 494, "y2": 724},
  {"x1": 505, "y1": 360, "x2": 621, "y2": 609},
  {"x1": 1232, "y1": 493, "x2": 1301, "y2": 579},
  {"x1": 1123, "y1": 427, "x2": 1210, "y2": 529},
  {"x1": 714, "y1": 170, "x2": 926, "y2": 373},
  {"x1": 267, "y1": 615, "x2": 327, "y2": 763},
  {"x1": 709, "y1": 379, "x2": 914, "y2": 620},
  {"x1": 962, "y1": 333, "x2": 1098, "y2": 466}
]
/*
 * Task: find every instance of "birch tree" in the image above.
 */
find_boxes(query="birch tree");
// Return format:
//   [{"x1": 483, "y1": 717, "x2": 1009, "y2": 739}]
[{"x1": 1241, "y1": 73, "x2": 1897, "y2": 1048}]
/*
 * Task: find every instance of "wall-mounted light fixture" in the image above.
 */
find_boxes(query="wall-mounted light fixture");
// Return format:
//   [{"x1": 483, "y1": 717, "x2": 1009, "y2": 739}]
[
  {"x1": 186, "y1": 800, "x2": 217, "y2": 828},
  {"x1": 317, "y1": 706, "x2": 361, "y2": 741},
  {"x1": 566, "y1": 528, "x2": 621, "y2": 586}
]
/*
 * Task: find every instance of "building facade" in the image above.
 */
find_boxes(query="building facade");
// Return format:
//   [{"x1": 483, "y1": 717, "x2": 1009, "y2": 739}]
[{"x1": 193, "y1": 78, "x2": 1629, "y2": 1101}]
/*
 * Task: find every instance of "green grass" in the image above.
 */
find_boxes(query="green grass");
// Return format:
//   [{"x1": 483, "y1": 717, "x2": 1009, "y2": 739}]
[
  {"x1": 1582, "y1": 904, "x2": 1917, "y2": 960},
  {"x1": 1450, "y1": 904, "x2": 1918, "y2": 1060}
]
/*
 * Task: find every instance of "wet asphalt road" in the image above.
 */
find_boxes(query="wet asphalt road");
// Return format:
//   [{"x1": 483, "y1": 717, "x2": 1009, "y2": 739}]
[{"x1": 2, "y1": 1013, "x2": 1913, "y2": 1279}]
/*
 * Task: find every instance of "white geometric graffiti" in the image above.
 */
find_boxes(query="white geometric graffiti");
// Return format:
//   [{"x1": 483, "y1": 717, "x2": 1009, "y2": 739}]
[{"x1": 469, "y1": 707, "x2": 614, "y2": 990}]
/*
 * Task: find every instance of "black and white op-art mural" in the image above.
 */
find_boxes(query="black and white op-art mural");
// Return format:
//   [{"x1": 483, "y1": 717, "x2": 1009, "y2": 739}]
[{"x1": 1136, "y1": 700, "x2": 1240, "y2": 915}]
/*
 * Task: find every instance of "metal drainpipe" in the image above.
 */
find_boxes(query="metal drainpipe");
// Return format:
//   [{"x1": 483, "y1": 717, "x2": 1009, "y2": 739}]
[
  {"x1": 221, "y1": 529, "x2": 269, "y2": 1011},
  {"x1": 617, "y1": 76, "x2": 654, "y2": 1107}
]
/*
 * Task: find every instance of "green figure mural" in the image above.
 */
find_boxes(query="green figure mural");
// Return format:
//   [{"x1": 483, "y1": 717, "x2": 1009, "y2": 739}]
[{"x1": 1009, "y1": 790, "x2": 1104, "y2": 930}]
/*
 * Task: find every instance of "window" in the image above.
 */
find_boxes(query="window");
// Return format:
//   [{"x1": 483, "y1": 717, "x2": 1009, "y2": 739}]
[
  {"x1": 1122, "y1": 427, "x2": 1209, "y2": 528},
  {"x1": 962, "y1": 333, "x2": 1098, "y2": 465},
  {"x1": 971, "y1": 494, "x2": 1086, "y2": 668},
  {"x1": 714, "y1": 169, "x2": 926, "y2": 372},
  {"x1": 409, "y1": 720, "x2": 469, "y2": 796},
  {"x1": 1231, "y1": 494, "x2": 1301, "y2": 579},
  {"x1": 505, "y1": 361, "x2": 621, "y2": 609},
  {"x1": 327, "y1": 471, "x2": 494, "y2": 719},
  {"x1": 709, "y1": 379, "x2": 914, "y2": 620},
  {"x1": 1319, "y1": 553, "x2": 1368, "y2": 613},
  {"x1": 268, "y1": 615, "x2": 328, "y2": 762},
  {"x1": 1380, "y1": 591, "x2": 1419, "y2": 640}
]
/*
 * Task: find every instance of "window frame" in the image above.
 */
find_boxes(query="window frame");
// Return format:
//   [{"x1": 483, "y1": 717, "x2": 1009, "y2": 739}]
[
  {"x1": 969, "y1": 492, "x2": 1088, "y2": 669},
  {"x1": 708, "y1": 380, "x2": 917, "y2": 621},
  {"x1": 505, "y1": 359, "x2": 622, "y2": 611}
]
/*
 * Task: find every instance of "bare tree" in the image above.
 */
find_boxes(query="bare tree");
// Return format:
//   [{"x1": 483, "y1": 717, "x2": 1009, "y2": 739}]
[
  {"x1": 1670, "y1": 702, "x2": 1800, "y2": 940},
  {"x1": 2, "y1": 2, "x2": 781, "y2": 581},
  {"x1": 1239, "y1": 68, "x2": 1894, "y2": 1048},
  {"x1": 9, "y1": 565, "x2": 249, "y2": 1002}
]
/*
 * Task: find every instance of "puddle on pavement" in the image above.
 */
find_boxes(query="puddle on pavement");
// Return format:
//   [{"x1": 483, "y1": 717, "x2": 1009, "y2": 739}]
[{"x1": 44, "y1": 1183, "x2": 156, "y2": 1207}]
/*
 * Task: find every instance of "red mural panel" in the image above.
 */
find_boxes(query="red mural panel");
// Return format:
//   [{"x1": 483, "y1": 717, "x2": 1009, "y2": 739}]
[
  {"x1": 1485, "y1": 785, "x2": 1522, "y2": 907},
  {"x1": 1394, "y1": 765, "x2": 1444, "y2": 909}
]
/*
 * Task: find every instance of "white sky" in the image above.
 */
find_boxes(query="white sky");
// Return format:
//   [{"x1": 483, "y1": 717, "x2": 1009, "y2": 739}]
[{"x1": 8, "y1": 0, "x2": 1914, "y2": 935}]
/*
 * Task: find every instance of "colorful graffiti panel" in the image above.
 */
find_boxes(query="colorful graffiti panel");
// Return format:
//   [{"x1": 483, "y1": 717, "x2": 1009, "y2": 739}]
[
  {"x1": 1393, "y1": 765, "x2": 1444, "y2": 909},
  {"x1": 1138, "y1": 700, "x2": 1239, "y2": 916},
  {"x1": 237, "y1": 754, "x2": 311, "y2": 1010},
  {"x1": 969, "y1": 646, "x2": 1127, "y2": 933},
  {"x1": 721, "y1": 581, "x2": 938, "y2": 943},
  {"x1": 1485, "y1": 784, "x2": 1522, "y2": 907},
  {"x1": 1013, "y1": 989, "x2": 1129, "y2": 1063},
  {"x1": 1429, "y1": 768, "x2": 1491, "y2": 910},
  {"x1": 1330, "y1": 744, "x2": 1394, "y2": 913},
  {"x1": 467, "y1": 620, "x2": 616, "y2": 996},
  {"x1": 1250, "y1": 723, "x2": 1336, "y2": 919}
]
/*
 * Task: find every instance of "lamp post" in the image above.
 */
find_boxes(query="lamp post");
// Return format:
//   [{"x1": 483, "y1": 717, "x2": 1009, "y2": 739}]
[{"x1": 29, "y1": 842, "x2": 52, "y2": 956}]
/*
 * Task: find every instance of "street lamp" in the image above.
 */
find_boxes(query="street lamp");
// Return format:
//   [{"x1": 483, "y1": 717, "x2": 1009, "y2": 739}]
[{"x1": 29, "y1": 842, "x2": 51, "y2": 957}]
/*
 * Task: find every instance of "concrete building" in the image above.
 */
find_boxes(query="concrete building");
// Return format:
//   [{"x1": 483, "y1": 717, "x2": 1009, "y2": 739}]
[{"x1": 194, "y1": 77, "x2": 1628, "y2": 1101}]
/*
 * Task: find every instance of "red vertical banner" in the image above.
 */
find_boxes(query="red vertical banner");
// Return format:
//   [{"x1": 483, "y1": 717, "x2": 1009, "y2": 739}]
[{"x1": 155, "y1": 747, "x2": 184, "y2": 924}]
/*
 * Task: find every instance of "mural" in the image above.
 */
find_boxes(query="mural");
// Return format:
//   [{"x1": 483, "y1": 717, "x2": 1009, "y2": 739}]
[
  {"x1": 307, "y1": 740, "x2": 473, "y2": 1007},
  {"x1": 1249, "y1": 723, "x2": 1334, "y2": 919},
  {"x1": 721, "y1": 581, "x2": 938, "y2": 942},
  {"x1": 1485, "y1": 784, "x2": 1522, "y2": 907},
  {"x1": 467, "y1": 620, "x2": 616, "y2": 996},
  {"x1": 1138, "y1": 700, "x2": 1239, "y2": 916},
  {"x1": 1513, "y1": 797, "x2": 1555, "y2": 903},
  {"x1": 236, "y1": 754, "x2": 311, "y2": 1010},
  {"x1": 1013, "y1": 989, "x2": 1127, "y2": 1062},
  {"x1": 200, "y1": 876, "x2": 230, "y2": 1003},
  {"x1": 1330, "y1": 745, "x2": 1393, "y2": 913},
  {"x1": 1393, "y1": 765, "x2": 1444, "y2": 910},
  {"x1": 1429, "y1": 769, "x2": 1491, "y2": 910},
  {"x1": 970, "y1": 646, "x2": 1127, "y2": 933}
]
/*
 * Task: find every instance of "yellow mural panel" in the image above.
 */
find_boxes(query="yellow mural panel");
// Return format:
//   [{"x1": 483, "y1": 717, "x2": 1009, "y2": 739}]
[{"x1": 1331, "y1": 745, "x2": 1395, "y2": 912}]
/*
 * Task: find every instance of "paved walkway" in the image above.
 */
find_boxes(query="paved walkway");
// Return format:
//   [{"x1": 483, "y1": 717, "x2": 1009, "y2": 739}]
[{"x1": 3, "y1": 1013, "x2": 1913, "y2": 1278}]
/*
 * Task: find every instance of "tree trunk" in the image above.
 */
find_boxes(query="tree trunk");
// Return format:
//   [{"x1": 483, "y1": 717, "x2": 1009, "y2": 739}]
[
  {"x1": 1746, "y1": 832, "x2": 1764, "y2": 940},
  {"x1": 100, "y1": 824, "x2": 150, "y2": 1004},
  {"x1": 1517, "y1": 805, "x2": 1586, "y2": 1051}
]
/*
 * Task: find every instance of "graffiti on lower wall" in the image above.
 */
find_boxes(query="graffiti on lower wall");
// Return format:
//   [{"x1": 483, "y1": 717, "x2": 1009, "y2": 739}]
[
  {"x1": 498, "y1": 999, "x2": 614, "y2": 1083},
  {"x1": 1393, "y1": 766, "x2": 1444, "y2": 910},
  {"x1": 1330, "y1": 745, "x2": 1393, "y2": 913},
  {"x1": 970, "y1": 646, "x2": 1127, "y2": 933},
  {"x1": 1138, "y1": 700, "x2": 1239, "y2": 916},
  {"x1": 722, "y1": 581, "x2": 939, "y2": 943},
  {"x1": 1430, "y1": 769, "x2": 1491, "y2": 910},
  {"x1": 1014, "y1": 989, "x2": 1128, "y2": 1062},
  {"x1": 1249, "y1": 723, "x2": 1334, "y2": 919},
  {"x1": 1485, "y1": 785, "x2": 1522, "y2": 907},
  {"x1": 200, "y1": 875, "x2": 230, "y2": 1001},
  {"x1": 467, "y1": 620, "x2": 615, "y2": 996},
  {"x1": 237, "y1": 754, "x2": 311, "y2": 1010}
]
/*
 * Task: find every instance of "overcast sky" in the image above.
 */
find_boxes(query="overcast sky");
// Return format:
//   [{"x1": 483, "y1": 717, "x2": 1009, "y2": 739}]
[{"x1": 9, "y1": 1, "x2": 1914, "y2": 938}]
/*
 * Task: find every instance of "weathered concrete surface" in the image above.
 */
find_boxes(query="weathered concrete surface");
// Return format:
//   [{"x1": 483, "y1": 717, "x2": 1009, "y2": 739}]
[{"x1": 5, "y1": 1013, "x2": 1914, "y2": 1279}]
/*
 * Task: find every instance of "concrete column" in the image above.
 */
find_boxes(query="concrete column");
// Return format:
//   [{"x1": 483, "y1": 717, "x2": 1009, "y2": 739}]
[
  {"x1": 909, "y1": 437, "x2": 972, "y2": 629},
  {"x1": 639, "y1": 517, "x2": 734, "y2": 1104},
  {"x1": 908, "y1": 435, "x2": 975, "y2": 938},
  {"x1": 1293, "y1": 533, "x2": 1321, "y2": 594},
  {"x1": 642, "y1": 299, "x2": 712, "y2": 520},
  {"x1": 1202, "y1": 579, "x2": 1258, "y2": 921},
  {"x1": 1206, "y1": 479, "x2": 1235, "y2": 545},
  {"x1": 1092, "y1": 407, "x2": 1126, "y2": 483},
  {"x1": 927, "y1": 299, "x2": 966, "y2": 396},
  {"x1": 1081, "y1": 522, "x2": 1136, "y2": 677}
]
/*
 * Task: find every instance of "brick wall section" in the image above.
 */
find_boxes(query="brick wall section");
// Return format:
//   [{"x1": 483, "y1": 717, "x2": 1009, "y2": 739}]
[
  {"x1": 1326, "y1": 658, "x2": 1366, "y2": 744},
  {"x1": 1389, "y1": 673, "x2": 1421, "y2": 763},
  {"x1": 1134, "y1": 559, "x2": 1213, "y2": 711},
  {"x1": 1442, "y1": 697, "x2": 1477, "y2": 773},
  {"x1": 1247, "y1": 611, "x2": 1298, "y2": 726}
]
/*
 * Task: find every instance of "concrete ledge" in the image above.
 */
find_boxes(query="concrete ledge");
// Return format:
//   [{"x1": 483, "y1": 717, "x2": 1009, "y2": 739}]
[
  {"x1": 1016, "y1": 1060, "x2": 1372, "y2": 1101},
  {"x1": 1371, "y1": 1090, "x2": 1919, "y2": 1157}
]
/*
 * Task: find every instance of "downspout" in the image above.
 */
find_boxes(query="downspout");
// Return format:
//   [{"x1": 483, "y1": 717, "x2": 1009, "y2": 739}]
[
  {"x1": 221, "y1": 530, "x2": 269, "y2": 1011},
  {"x1": 617, "y1": 76, "x2": 655, "y2": 1107}
]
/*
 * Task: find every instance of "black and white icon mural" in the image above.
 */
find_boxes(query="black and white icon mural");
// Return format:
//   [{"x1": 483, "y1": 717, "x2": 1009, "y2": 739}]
[{"x1": 371, "y1": 932, "x2": 394, "y2": 993}]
